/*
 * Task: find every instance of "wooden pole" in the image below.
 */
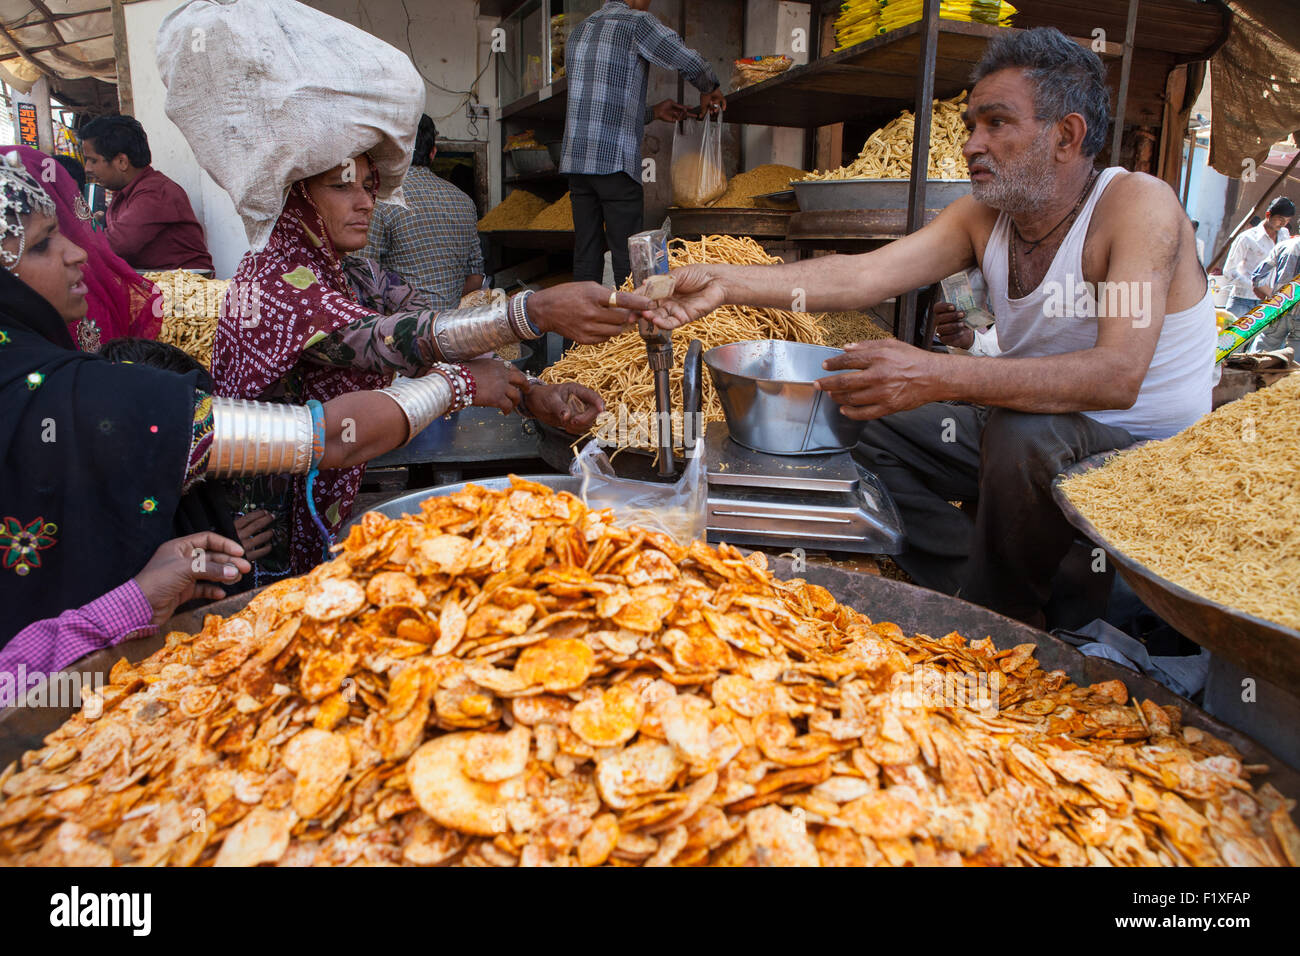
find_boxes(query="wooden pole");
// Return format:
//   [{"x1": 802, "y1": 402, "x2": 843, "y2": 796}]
[
  {"x1": 897, "y1": 0, "x2": 940, "y2": 347},
  {"x1": 111, "y1": 0, "x2": 134, "y2": 116},
  {"x1": 1109, "y1": 0, "x2": 1139, "y2": 168}
]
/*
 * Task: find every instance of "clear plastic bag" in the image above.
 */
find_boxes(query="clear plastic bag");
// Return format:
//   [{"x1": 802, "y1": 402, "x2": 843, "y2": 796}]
[
  {"x1": 671, "y1": 113, "x2": 726, "y2": 208},
  {"x1": 570, "y1": 439, "x2": 708, "y2": 544}
]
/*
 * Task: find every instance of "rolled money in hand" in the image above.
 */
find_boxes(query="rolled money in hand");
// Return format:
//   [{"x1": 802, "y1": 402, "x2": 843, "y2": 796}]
[{"x1": 641, "y1": 274, "x2": 676, "y2": 300}]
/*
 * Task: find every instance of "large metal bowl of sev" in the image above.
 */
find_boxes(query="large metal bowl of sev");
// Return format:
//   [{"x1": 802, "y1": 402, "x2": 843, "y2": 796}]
[
  {"x1": 704, "y1": 340, "x2": 859, "y2": 455},
  {"x1": 792, "y1": 177, "x2": 971, "y2": 212},
  {"x1": 1053, "y1": 452, "x2": 1300, "y2": 690}
]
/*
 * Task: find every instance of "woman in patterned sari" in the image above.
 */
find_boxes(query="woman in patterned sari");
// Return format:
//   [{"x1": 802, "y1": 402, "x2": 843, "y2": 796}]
[{"x1": 214, "y1": 153, "x2": 652, "y2": 574}]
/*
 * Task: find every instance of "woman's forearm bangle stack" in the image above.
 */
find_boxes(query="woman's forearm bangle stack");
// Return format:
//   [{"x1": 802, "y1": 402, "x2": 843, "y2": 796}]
[
  {"x1": 208, "y1": 397, "x2": 315, "y2": 477},
  {"x1": 432, "y1": 299, "x2": 516, "y2": 360},
  {"x1": 378, "y1": 372, "x2": 458, "y2": 445}
]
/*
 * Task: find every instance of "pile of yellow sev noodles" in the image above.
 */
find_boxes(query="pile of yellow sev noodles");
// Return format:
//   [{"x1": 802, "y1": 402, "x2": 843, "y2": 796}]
[
  {"x1": 145, "y1": 270, "x2": 229, "y2": 369},
  {"x1": 1060, "y1": 375, "x2": 1300, "y2": 631},
  {"x1": 799, "y1": 91, "x2": 969, "y2": 181},
  {"x1": 477, "y1": 190, "x2": 550, "y2": 231},
  {"x1": 709, "y1": 164, "x2": 805, "y2": 208},
  {"x1": 528, "y1": 192, "x2": 574, "y2": 230},
  {"x1": 539, "y1": 236, "x2": 828, "y2": 450}
]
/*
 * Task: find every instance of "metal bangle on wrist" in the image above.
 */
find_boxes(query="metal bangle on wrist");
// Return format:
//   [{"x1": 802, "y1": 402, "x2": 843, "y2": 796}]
[
  {"x1": 509, "y1": 289, "x2": 542, "y2": 340},
  {"x1": 431, "y1": 299, "x2": 516, "y2": 360},
  {"x1": 208, "y1": 397, "x2": 315, "y2": 477},
  {"x1": 377, "y1": 373, "x2": 455, "y2": 445},
  {"x1": 517, "y1": 373, "x2": 546, "y2": 417}
]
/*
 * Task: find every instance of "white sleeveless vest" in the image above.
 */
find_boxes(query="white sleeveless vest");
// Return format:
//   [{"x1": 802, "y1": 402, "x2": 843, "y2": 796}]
[{"x1": 981, "y1": 167, "x2": 1215, "y2": 440}]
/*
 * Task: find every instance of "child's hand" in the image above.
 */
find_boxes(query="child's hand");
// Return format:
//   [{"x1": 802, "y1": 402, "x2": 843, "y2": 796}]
[{"x1": 233, "y1": 509, "x2": 275, "y2": 561}]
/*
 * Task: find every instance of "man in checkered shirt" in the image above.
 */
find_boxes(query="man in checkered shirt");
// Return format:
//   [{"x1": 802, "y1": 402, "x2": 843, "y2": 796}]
[
  {"x1": 363, "y1": 115, "x2": 484, "y2": 309},
  {"x1": 561, "y1": 1, "x2": 725, "y2": 286}
]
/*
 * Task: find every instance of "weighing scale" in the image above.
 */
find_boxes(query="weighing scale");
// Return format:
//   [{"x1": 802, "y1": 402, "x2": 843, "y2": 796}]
[{"x1": 701, "y1": 420, "x2": 903, "y2": 554}]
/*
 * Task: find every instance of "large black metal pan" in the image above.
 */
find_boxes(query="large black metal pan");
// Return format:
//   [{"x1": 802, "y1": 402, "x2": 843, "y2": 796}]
[{"x1": 1053, "y1": 452, "x2": 1300, "y2": 691}]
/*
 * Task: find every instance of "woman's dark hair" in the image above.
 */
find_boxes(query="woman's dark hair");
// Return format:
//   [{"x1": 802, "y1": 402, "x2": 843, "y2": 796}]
[
  {"x1": 54, "y1": 154, "x2": 87, "y2": 192},
  {"x1": 412, "y1": 115, "x2": 438, "y2": 168},
  {"x1": 1267, "y1": 196, "x2": 1295, "y2": 218},
  {"x1": 80, "y1": 115, "x2": 152, "y2": 169},
  {"x1": 971, "y1": 27, "x2": 1112, "y2": 158},
  {"x1": 99, "y1": 336, "x2": 213, "y2": 391}
]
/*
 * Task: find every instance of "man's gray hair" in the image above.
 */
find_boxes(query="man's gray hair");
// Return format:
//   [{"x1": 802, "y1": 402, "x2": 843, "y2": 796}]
[{"x1": 971, "y1": 27, "x2": 1111, "y2": 158}]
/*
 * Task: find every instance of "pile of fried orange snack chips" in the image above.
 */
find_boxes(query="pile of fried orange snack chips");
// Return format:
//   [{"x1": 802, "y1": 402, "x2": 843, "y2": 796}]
[{"x1": 1, "y1": 479, "x2": 1296, "y2": 866}]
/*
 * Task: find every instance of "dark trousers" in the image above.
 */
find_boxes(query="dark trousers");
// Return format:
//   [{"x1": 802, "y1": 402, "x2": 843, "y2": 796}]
[
  {"x1": 569, "y1": 172, "x2": 644, "y2": 287},
  {"x1": 856, "y1": 404, "x2": 1135, "y2": 629}
]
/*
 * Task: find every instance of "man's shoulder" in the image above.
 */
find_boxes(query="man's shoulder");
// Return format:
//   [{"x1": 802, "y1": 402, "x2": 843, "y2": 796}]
[
  {"x1": 1093, "y1": 169, "x2": 1185, "y2": 235},
  {"x1": 946, "y1": 193, "x2": 1001, "y2": 240},
  {"x1": 139, "y1": 166, "x2": 185, "y2": 195},
  {"x1": 1098, "y1": 169, "x2": 1178, "y2": 210}
]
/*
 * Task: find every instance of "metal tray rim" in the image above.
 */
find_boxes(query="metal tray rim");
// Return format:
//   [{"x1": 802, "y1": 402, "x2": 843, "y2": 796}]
[{"x1": 1052, "y1": 452, "x2": 1300, "y2": 643}]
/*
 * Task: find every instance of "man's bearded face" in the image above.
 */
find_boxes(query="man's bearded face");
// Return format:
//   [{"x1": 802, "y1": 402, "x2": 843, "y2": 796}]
[{"x1": 968, "y1": 121, "x2": 1057, "y2": 214}]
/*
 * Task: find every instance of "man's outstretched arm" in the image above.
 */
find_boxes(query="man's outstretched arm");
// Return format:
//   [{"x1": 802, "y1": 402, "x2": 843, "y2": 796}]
[
  {"x1": 819, "y1": 175, "x2": 1184, "y2": 419},
  {"x1": 650, "y1": 196, "x2": 985, "y2": 325}
]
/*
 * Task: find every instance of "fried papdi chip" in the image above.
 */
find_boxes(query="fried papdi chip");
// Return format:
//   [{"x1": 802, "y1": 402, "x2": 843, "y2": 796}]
[
  {"x1": 514, "y1": 638, "x2": 595, "y2": 692},
  {"x1": 303, "y1": 579, "x2": 366, "y2": 622},
  {"x1": 282, "y1": 729, "x2": 351, "y2": 819},
  {"x1": 214, "y1": 806, "x2": 293, "y2": 867},
  {"x1": 408, "y1": 733, "x2": 524, "y2": 836}
]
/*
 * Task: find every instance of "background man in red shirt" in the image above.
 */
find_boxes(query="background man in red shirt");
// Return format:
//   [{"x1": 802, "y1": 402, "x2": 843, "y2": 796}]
[{"x1": 80, "y1": 115, "x2": 214, "y2": 273}]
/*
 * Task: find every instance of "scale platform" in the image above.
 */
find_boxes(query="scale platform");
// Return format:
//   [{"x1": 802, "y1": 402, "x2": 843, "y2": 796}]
[{"x1": 702, "y1": 423, "x2": 903, "y2": 554}]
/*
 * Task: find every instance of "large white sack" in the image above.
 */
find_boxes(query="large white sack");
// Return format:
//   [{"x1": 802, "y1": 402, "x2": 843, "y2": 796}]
[{"x1": 156, "y1": 0, "x2": 423, "y2": 252}]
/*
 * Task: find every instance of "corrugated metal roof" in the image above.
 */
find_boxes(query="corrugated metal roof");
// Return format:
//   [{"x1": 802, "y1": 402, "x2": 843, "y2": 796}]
[{"x1": 0, "y1": 0, "x2": 116, "y2": 89}]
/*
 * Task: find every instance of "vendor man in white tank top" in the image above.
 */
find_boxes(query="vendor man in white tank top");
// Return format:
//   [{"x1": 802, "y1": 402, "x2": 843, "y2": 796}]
[{"x1": 646, "y1": 28, "x2": 1215, "y2": 629}]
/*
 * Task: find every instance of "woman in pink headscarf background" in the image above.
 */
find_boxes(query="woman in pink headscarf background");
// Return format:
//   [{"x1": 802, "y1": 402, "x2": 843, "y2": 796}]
[{"x1": 1, "y1": 145, "x2": 162, "y2": 350}]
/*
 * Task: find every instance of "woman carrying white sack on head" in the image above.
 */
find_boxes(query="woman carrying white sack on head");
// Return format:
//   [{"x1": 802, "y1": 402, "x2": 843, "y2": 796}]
[{"x1": 157, "y1": 0, "x2": 655, "y2": 574}]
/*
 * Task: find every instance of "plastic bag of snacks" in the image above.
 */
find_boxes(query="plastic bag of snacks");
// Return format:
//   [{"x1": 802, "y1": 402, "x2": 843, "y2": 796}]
[
  {"x1": 1216, "y1": 280, "x2": 1300, "y2": 363},
  {"x1": 730, "y1": 54, "x2": 793, "y2": 90},
  {"x1": 671, "y1": 113, "x2": 727, "y2": 208},
  {"x1": 571, "y1": 438, "x2": 708, "y2": 545}
]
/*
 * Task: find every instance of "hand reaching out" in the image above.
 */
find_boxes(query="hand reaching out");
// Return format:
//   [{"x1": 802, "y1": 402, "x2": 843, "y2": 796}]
[
  {"x1": 644, "y1": 265, "x2": 727, "y2": 331},
  {"x1": 133, "y1": 532, "x2": 251, "y2": 627},
  {"x1": 526, "y1": 283, "x2": 655, "y2": 344}
]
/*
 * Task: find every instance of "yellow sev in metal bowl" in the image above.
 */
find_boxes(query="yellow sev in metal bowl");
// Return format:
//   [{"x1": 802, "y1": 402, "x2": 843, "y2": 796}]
[{"x1": 1060, "y1": 374, "x2": 1300, "y2": 631}]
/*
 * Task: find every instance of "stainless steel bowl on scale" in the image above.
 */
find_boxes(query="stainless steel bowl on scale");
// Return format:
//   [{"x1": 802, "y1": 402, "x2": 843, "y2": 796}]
[{"x1": 703, "y1": 340, "x2": 860, "y2": 455}]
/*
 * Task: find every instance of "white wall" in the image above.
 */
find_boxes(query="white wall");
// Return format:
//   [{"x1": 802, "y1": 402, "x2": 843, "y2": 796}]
[
  {"x1": 306, "y1": 0, "x2": 498, "y2": 144},
  {"x1": 123, "y1": 0, "x2": 245, "y2": 277},
  {"x1": 740, "y1": 0, "x2": 809, "y2": 170},
  {"x1": 1185, "y1": 137, "x2": 1231, "y2": 267}
]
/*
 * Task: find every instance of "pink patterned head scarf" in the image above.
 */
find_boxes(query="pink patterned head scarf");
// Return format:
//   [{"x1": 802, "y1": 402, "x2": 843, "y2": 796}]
[{"x1": 0, "y1": 145, "x2": 163, "y2": 350}]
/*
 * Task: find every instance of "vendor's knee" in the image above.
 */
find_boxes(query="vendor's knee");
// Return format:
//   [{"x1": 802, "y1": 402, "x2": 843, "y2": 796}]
[
  {"x1": 855, "y1": 419, "x2": 892, "y2": 464},
  {"x1": 979, "y1": 409, "x2": 1063, "y2": 485}
]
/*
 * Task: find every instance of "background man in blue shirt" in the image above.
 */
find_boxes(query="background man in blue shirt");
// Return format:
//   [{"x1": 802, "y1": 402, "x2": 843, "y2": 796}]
[{"x1": 560, "y1": 1, "x2": 725, "y2": 286}]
